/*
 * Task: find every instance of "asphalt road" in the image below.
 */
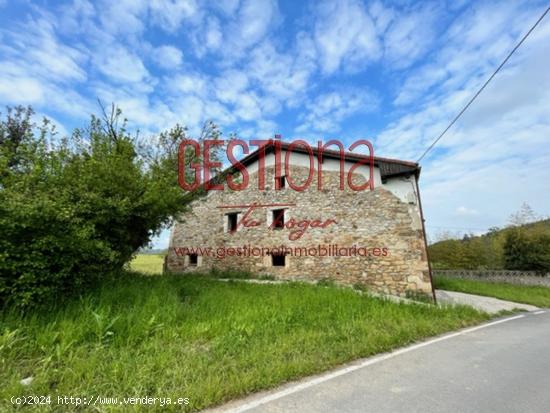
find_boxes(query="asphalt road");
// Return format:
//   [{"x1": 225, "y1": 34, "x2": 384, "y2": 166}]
[{"x1": 214, "y1": 311, "x2": 550, "y2": 413}]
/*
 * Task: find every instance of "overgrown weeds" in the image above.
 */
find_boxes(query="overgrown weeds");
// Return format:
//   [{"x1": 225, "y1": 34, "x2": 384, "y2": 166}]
[{"x1": 1, "y1": 272, "x2": 489, "y2": 412}]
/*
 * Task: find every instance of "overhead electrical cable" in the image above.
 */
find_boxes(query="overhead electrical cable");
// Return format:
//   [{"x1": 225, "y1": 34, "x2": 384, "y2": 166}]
[{"x1": 417, "y1": 6, "x2": 550, "y2": 163}]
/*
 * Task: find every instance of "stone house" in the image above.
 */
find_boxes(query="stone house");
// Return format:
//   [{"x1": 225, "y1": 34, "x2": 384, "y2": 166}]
[{"x1": 166, "y1": 141, "x2": 434, "y2": 299}]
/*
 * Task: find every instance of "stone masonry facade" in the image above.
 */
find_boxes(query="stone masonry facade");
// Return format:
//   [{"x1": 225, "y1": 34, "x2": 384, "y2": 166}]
[{"x1": 167, "y1": 156, "x2": 433, "y2": 298}]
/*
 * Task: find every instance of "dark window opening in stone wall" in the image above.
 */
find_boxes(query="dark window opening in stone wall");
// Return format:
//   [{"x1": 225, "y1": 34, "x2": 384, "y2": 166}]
[
  {"x1": 272, "y1": 209, "x2": 285, "y2": 229},
  {"x1": 272, "y1": 253, "x2": 286, "y2": 266},
  {"x1": 276, "y1": 175, "x2": 286, "y2": 189},
  {"x1": 227, "y1": 212, "x2": 239, "y2": 233},
  {"x1": 188, "y1": 253, "x2": 198, "y2": 266}
]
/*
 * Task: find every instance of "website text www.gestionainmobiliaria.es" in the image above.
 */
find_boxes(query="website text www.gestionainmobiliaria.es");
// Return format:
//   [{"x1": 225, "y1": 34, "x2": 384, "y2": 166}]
[{"x1": 173, "y1": 245, "x2": 390, "y2": 260}]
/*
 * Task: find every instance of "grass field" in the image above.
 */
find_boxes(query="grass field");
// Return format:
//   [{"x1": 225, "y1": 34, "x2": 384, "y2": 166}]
[
  {"x1": 1, "y1": 271, "x2": 490, "y2": 412},
  {"x1": 129, "y1": 254, "x2": 165, "y2": 274},
  {"x1": 434, "y1": 276, "x2": 550, "y2": 308}
]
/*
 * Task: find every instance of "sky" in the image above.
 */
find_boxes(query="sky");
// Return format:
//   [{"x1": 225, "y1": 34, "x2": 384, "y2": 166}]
[{"x1": 0, "y1": 0, "x2": 549, "y2": 248}]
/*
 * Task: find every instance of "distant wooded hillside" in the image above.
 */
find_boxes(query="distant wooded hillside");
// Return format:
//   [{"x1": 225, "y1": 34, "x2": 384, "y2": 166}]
[{"x1": 429, "y1": 219, "x2": 550, "y2": 271}]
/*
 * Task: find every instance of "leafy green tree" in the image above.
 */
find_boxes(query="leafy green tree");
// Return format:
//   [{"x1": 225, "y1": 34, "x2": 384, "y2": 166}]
[
  {"x1": 0, "y1": 105, "x2": 223, "y2": 308},
  {"x1": 504, "y1": 229, "x2": 550, "y2": 272},
  {"x1": 429, "y1": 205, "x2": 549, "y2": 271},
  {"x1": 528, "y1": 233, "x2": 550, "y2": 272}
]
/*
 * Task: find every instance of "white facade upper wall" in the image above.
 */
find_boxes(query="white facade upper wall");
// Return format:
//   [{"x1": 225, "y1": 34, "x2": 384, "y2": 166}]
[{"x1": 215, "y1": 150, "x2": 419, "y2": 204}]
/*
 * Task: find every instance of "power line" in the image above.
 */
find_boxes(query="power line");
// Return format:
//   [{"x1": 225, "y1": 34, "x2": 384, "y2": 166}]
[{"x1": 417, "y1": 6, "x2": 550, "y2": 163}]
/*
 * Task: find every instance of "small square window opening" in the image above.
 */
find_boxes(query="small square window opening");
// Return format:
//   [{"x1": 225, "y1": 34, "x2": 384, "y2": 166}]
[
  {"x1": 272, "y1": 209, "x2": 285, "y2": 229},
  {"x1": 271, "y1": 253, "x2": 285, "y2": 266},
  {"x1": 227, "y1": 212, "x2": 239, "y2": 233}
]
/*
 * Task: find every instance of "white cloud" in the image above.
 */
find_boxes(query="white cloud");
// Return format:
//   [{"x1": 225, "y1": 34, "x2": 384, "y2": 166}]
[
  {"x1": 456, "y1": 206, "x2": 479, "y2": 216},
  {"x1": 98, "y1": 0, "x2": 148, "y2": 36},
  {"x1": 0, "y1": 12, "x2": 94, "y2": 117},
  {"x1": 313, "y1": 1, "x2": 444, "y2": 75},
  {"x1": 93, "y1": 80, "x2": 180, "y2": 133},
  {"x1": 152, "y1": 45, "x2": 183, "y2": 69},
  {"x1": 149, "y1": 0, "x2": 201, "y2": 32},
  {"x1": 213, "y1": 0, "x2": 240, "y2": 16},
  {"x1": 205, "y1": 17, "x2": 223, "y2": 50},
  {"x1": 215, "y1": 0, "x2": 280, "y2": 60},
  {"x1": 382, "y1": 6, "x2": 438, "y2": 69},
  {"x1": 0, "y1": 0, "x2": 296, "y2": 139},
  {"x1": 256, "y1": 119, "x2": 278, "y2": 137},
  {"x1": 0, "y1": 16, "x2": 88, "y2": 84},
  {"x1": 171, "y1": 73, "x2": 207, "y2": 95},
  {"x1": 1, "y1": 0, "x2": 548, "y2": 244},
  {"x1": 236, "y1": 0, "x2": 278, "y2": 47},
  {"x1": 95, "y1": 46, "x2": 150, "y2": 83},
  {"x1": 246, "y1": 40, "x2": 315, "y2": 105},
  {"x1": 0, "y1": 73, "x2": 44, "y2": 104},
  {"x1": 237, "y1": 118, "x2": 278, "y2": 140},
  {"x1": 58, "y1": 0, "x2": 95, "y2": 34},
  {"x1": 190, "y1": 16, "x2": 223, "y2": 56},
  {"x1": 375, "y1": 1, "x2": 550, "y2": 236},
  {"x1": 296, "y1": 89, "x2": 379, "y2": 133},
  {"x1": 27, "y1": 21, "x2": 88, "y2": 82},
  {"x1": 313, "y1": 0, "x2": 381, "y2": 74},
  {"x1": 0, "y1": 58, "x2": 93, "y2": 117},
  {"x1": 0, "y1": 0, "x2": 279, "y2": 141},
  {"x1": 170, "y1": 95, "x2": 204, "y2": 130},
  {"x1": 369, "y1": 1, "x2": 394, "y2": 34},
  {"x1": 392, "y1": 1, "x2": 535, "y2": 106},
  {"x1": 201, "y1": 100, "x2": 235, "y2": 126},
  {"x1": 214, "y1": 70, "x2": 249, "y2": 103},
  {"x1": 234, "y1": 92, "x2": 262, "y2": 122}
]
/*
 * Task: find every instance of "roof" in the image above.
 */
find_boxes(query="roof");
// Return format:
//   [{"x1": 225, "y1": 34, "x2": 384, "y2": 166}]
[
  {"x1": 181, "y1": 140, "x2": 420, "y2": 203},
  {"x1": 236, "y1": 140, "x2": 420, "y2": 182}
]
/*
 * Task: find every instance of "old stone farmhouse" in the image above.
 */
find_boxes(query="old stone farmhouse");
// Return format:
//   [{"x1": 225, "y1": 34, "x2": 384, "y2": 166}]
[{"x1": 166, "y1": 141, "x2": 434, "y2": 298}]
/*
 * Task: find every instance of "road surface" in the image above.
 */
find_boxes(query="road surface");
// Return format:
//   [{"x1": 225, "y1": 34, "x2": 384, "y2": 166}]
[{"x1": 210, "y1": 310, "x2": 550, "y2": 413}]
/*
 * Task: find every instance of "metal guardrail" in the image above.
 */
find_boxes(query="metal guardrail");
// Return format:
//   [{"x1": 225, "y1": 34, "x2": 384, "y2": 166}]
[
  {"x1": 434, "y1": 270, "x2": 550, "y2": 277},
  {"x1": 433, "y1": 270, "x2": 550, "y2": 286}
]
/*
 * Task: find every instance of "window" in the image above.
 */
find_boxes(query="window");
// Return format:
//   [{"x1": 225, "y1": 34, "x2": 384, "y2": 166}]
[
  {"x1": 271, "y1": 253, "x2": 286, "y2": 266},
  {"x1": 188, "y1": 253, "x2": 198, "y2": 266},
  {"x1": 227, "y1": 212, "x2": 238, "y2": 233},
  {"x1": 272, "y1": 209, "x2": 285, "y2": 229},
  {"x1": 276, "y1": 175, "x2": 286, "y2": 189}
]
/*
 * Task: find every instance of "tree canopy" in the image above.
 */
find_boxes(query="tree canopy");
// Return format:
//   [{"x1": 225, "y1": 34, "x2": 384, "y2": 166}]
[
  {"x1": 429, "y1": 212, "x2": 550, "y2": 272},
  {"x1": 0, "y1": 105, "x2": 223, "y2": 308}
]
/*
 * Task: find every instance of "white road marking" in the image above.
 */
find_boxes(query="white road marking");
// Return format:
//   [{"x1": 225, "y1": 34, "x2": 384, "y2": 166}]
[
  {"x1": 222, "y1": 314, "x2": 525, "y2": 413},
  {"x1": 533, "y1": 310, "x2": 546, "y2": 315}
]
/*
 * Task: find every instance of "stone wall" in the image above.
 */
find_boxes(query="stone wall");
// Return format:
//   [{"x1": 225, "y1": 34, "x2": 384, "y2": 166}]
[{"x1": 167, "y1": 165, "x2": 433, "y2": 297}]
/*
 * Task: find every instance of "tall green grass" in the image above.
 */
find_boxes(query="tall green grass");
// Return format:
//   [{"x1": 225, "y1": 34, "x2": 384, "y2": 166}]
[
  {"x1": 128, "y1": 254, "x2": 165, "y2": 274},
  {"x1": 1, "y1": 273, "x2": 489, "y2": 412},
  {"x1": 435, "y1": 276, "x2": 550, "y2": 307}
]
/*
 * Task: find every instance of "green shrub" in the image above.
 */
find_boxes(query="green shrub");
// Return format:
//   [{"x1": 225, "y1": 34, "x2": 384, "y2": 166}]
[
  {"x1": 405, "y1": 289, "x2": 434, "y2": 303},
  {"x1": 0, "y1": 105, "x2": 223, "y2": 308},
  {"x1": 207, "y1": 268, "x2": 252, "y2": 279},
  {"x1": 316, "y1": 278, "x2": 336, "y2": 287},
  {"x1": 503, "y1": 229, "x2": 550, "y2": 272}
]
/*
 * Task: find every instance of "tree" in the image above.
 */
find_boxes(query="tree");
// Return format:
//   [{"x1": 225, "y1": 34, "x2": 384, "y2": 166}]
[
  {"x1": 433, "y1": 230, "x2": 461, "y2": 242},
  {"x1": 503, "y1": 229, "x2": 550, "y2": 272},
  {"x1": 0, "y1": 105, "x2": 224, "y2": 308},
  {"x1": 508, "y1": 202, "x2": 539, "y2": 227},
  {"x1": 0, "y1": 106, "x2": 35, "y2": 172}
]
